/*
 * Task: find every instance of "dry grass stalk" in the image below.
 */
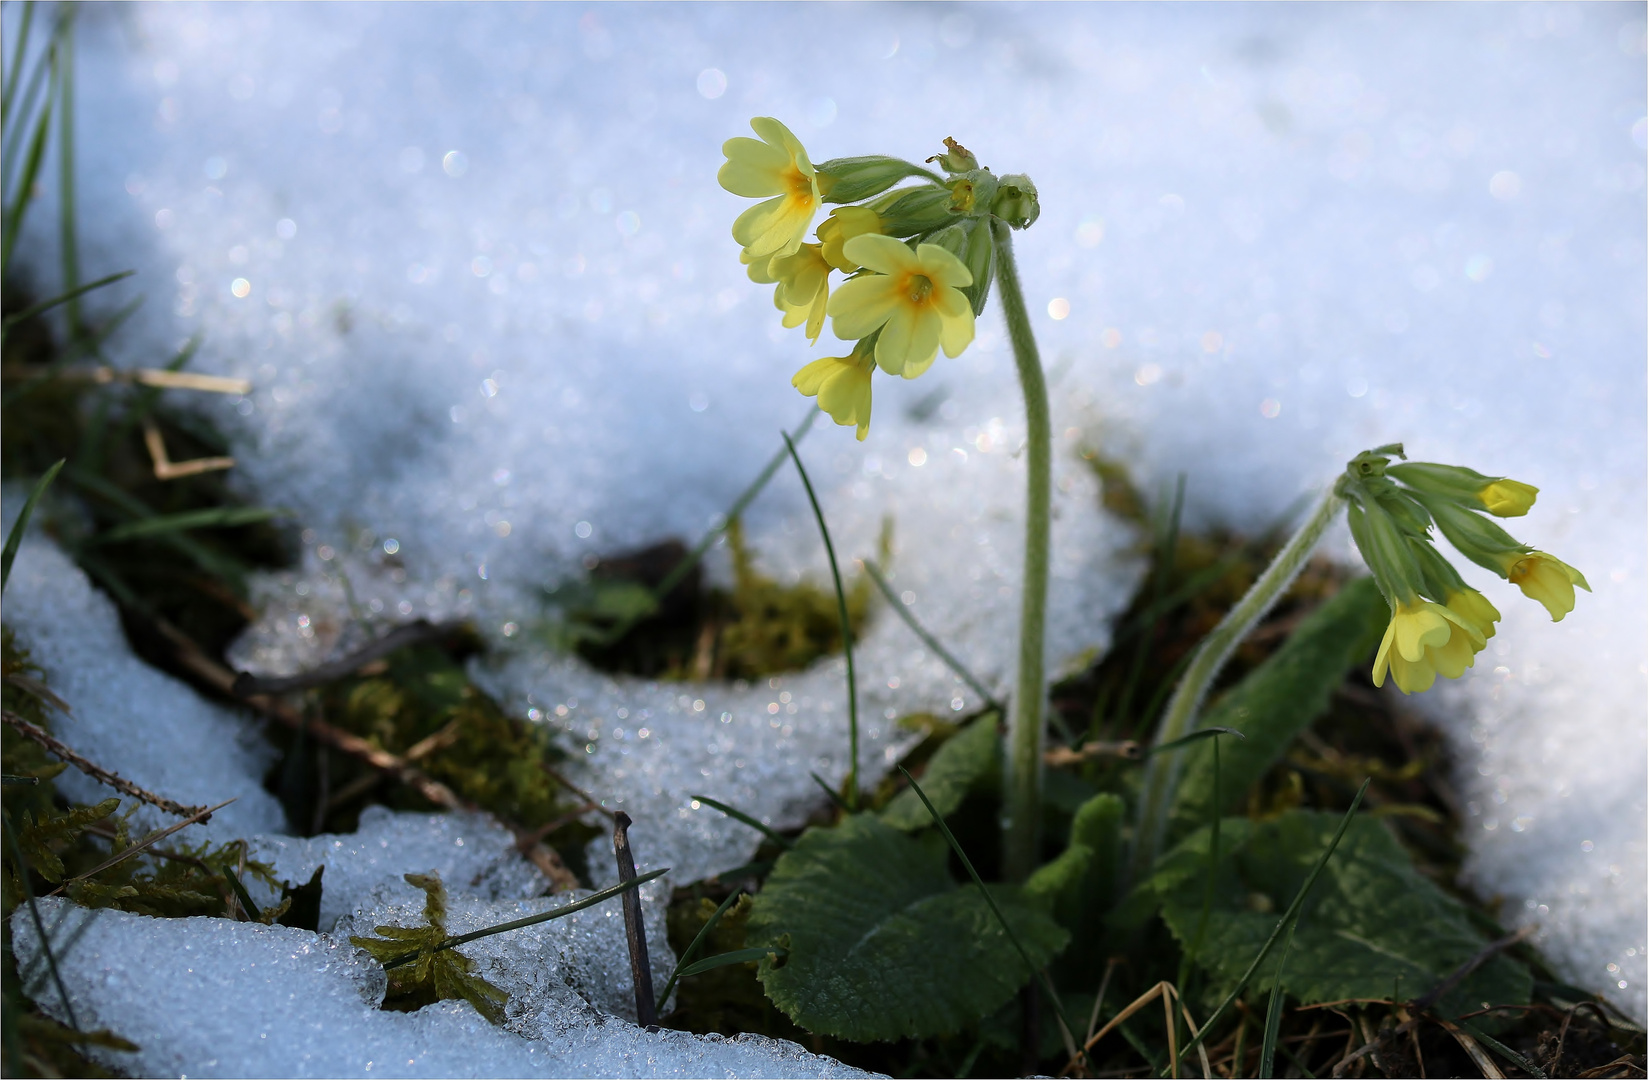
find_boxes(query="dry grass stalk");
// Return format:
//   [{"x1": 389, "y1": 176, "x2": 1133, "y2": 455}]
[
  {"x1": 2, "y1": 707, "x2": 208, "y2": 819},
  {"x1": 143, "y1": 419, "x2": 234, "y2": 479},
  {"x1": 45, "y1": 798, "x2": 237, "y2": 896}
]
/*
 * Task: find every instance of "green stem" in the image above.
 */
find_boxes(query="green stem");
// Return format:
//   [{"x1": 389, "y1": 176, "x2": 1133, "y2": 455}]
[
  {"x1": 991, "y1": 219, "x2": 1052, "y2": 883},
  {"x1": 1130, "y1": 488, "x2": 1344, "y2": 883}
]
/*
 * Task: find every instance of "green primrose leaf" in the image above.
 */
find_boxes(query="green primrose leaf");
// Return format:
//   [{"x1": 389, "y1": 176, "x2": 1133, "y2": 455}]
[
  {"x1": 1151, "y1": 810, "x2": 1530, "y2": 1017},
  {"x1": 1168, "y1": 576, "x2": 1388, "y2": 835},
  {"x1": 745, "y1": 813, "x2": 1067, "y2": 1041},
  {"x1": 879, "y1": 712, "x2": 999, "y2": 831}
]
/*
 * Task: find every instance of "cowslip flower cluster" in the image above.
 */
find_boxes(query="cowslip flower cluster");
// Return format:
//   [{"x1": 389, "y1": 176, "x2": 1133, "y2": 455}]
[
  {"x1": 718, "y1": 119, "x2": 1039, "y2": 439},
  {"x1": 1337, "y1": 445, "x2": 1589, "y2": 694}
]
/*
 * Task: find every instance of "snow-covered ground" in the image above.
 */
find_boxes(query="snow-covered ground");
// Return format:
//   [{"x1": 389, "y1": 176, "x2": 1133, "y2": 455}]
[{"x1": 4, "y1": 0, "x2": 1642, "y2": 1050}]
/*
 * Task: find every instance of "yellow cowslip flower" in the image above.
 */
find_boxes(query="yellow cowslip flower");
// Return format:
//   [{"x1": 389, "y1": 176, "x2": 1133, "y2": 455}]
[
  {"x1": 748, "y1": 243, "x2": 831, "y2": 342},
  {"x1": 828, "y1": 235, "x2": 974, "y2": 378},
  {"x1": 793, "y1": 347, "x2": 875, "y2": 440},
  {"x1": 816, "y1": 206, "x2": 884, "y2": 273},
  {"x1": 1372, "y1": 599, "x2": 1485, "y2": 694},
  {"x1": 719, "y1": 117, "x2": 821, "y2": 262},
  {"x1": 1495, "y1": 550, "x2": 1591, "y2": 621},
  {"x1": 1479, "y1": 479, "x2": 1538, "y2": 517},
  {"x1": 1443, "y1": 587, "x2": 1501, "y2": 642}
]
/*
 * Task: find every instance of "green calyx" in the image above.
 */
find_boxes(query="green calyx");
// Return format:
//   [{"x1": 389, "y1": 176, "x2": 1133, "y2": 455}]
[{"x1": 815, "y1": 155, "x2": 942, "y2": 205}]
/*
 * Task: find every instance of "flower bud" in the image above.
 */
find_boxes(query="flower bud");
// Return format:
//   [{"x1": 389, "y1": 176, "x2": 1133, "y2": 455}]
[
  {"x1": 992, "y1": 173, "x2": 1040, "y2": 229},
  {"x1": 1409, "y1": 490, "x2": 1527, "y2": 577},
  {"x1": 816, "y1": 206, "x2": 884, "y2": 272},
  {"x1": 924, "y1": 222, "x2": 968, "y2": 260},
  {"x1": 873, "y1": 185, "x2": 958, "y2": 238},
  {"x1": 814, "y1": 155, "x2": 939, "y2": 205},
  {"x1": 961, "y1": 218, "x2": 995, "y2": 315},
  {"x1": 925, "y1": 136, "x2": 979, "y2": 174},
  {"x1": 1388, "y1": 462, "x2": 1539, "y2": 517}
]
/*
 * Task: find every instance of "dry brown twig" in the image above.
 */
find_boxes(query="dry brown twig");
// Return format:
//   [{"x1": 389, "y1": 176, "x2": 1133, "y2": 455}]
[{"x1": 2, "y1": 708, "x2": 209, "y2": 819}]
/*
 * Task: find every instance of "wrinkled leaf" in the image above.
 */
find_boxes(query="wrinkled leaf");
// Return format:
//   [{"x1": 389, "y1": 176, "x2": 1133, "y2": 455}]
[
  {"x1": 1169, "y1": 577, "x2": 1387, "y2": 834},
  {"x1": 1151, "y1": 810, "x2": 1529, "y2": 1016},
  {"x1": 746, "y1": 814, "x2": 1067, "y2": 1041},
  {"x1": 880, "y1": 713, "x2": 999, "y2": 830}
]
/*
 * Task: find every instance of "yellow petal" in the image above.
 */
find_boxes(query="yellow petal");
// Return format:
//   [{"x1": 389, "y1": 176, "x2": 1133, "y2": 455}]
[
  {"x1": 843, "y1": 234, "x2": 919, "y2": 277},
  {"x1": 829, "y1": 274, "x2": 902, "y2": 341},
  {"x1": 1392, "y1": 603, "x2": 1451, "y2": 662},
  {"x1": 718, "y1": 139, "x2": 792, "y2": 197},
  {"x1": 935, "y1": 287, "x2": 976, "y2": 357},
  {"x1": 899, "y1": 309, "x2": 944, "y2": 379},
  {"x1": 874, "y1": 308, "x2": 916, "y2": 376}
]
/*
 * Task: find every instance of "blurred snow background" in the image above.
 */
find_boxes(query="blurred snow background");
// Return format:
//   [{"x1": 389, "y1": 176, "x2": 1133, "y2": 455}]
[{"x1": 4, "y1": 0, "x2": 1643, "y2": 1021}]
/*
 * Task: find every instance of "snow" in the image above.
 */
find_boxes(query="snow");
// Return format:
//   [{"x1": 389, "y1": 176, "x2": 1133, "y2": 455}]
[
  {"x1": 3, "y1": 0, "x2": 1642, "y2": 1032},
  {"x1": 9, "y1": 898, "x2": 870, "y2": 1079}
]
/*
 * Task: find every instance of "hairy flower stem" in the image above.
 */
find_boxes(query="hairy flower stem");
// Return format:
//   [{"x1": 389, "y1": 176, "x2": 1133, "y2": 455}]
[
  {"x1": 991, "y1": 220, "x2": 1051, "y2": 883},
  {"x1": 1129, "y1": 489, "x2": 1345, "y2": 884}
]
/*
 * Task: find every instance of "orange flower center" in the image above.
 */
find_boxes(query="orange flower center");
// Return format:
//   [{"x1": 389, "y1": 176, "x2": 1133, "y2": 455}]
[
  {"x1": 905, "y1": 273, "x2": 934, "y2": 305},
  {"x1": 785, "y1": 166, "x2": 815, "y2": 205}
]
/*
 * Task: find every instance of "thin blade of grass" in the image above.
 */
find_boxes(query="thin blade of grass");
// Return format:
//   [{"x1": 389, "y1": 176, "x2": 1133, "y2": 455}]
[
  {"x1": 660, "y1": 886, "x2": 745, "y2": 1005},
  {"x1": 706, "y1": 859, "x2": 772, "y2": 882},
  {"x1": 1257, "y1": 909, "x2": 1299, "y2": 1078},
  {"x1": 810, "y1": 770, "x2": 851, "y2": 814},
  {"x1": 783, "y1": 430, "x2": 859, "y2": 809},
  {"x1": 2, "y1": 811, "x2": 80, "y2": 1032},
  {"x1": 63, "y1": 466, "x2": 250, "y2": 587},
  {"x1": 1145, "y1": 725, "x2": 1245, "y2": 759},
  {"x1": 219, "y1": 863, "x2": 263, "y2": 922},
  {"x1": 676, "y1": 946, "x2": 787, "y2": 979},
  {"x1": 98, "y1": 334, "x2": 201, "y2": 472},
  {"x1": 899, "y1": 765, "x2": 1088, "y2": 1073},
  {"x1": 54, "y1": 15, "x2": 79, "y2": 337},
  {"x1": 1176, "y1": 732, "x2": 1231, "y2": 1060},
  {"x1": 47, "y1": 798, "x2": 236, "y2": 895},
  {"x1": 688, "y1": 794, "x2": 793, "y2": 850},
  {"x1": 0, "y1": 458, "x2": 63, "y2": 592},
  {"x1": 90, "y1": 506, "x2": 282, "y2": 545},
  {"x1": 0, "y1": 1, "x2": 36, "y2": 123},
  {"x1": 1175, "y1": 778, "x2": 1371, "y2": 1065},
  {"x1": 0, "y1": 268, "x2": 131, "y2": 337},
  {"x1": 862, "y1": 557, "x2": 1000, "y2": 712},
  {"x1": 0, "y1": 55, "x2": 52, "y2": 273},
  {"x1": 594, "y1": 408, "x2": 819, "y2": 646},
  {"x1": 380, "y1": 866, "x2": 670, "y2": 969},
  {"x1": 1455, "y1": 1020, "x2": 1547, "y2": 1079}
]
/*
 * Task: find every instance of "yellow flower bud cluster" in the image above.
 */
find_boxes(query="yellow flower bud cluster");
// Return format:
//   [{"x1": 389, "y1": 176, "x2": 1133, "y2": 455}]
[
  {"x1": 718, "y1": 119, "x2": 1039, "y2": 440},
  {"x1": 1337, "y1": 446, "x2": 1589, "y2": 695}
]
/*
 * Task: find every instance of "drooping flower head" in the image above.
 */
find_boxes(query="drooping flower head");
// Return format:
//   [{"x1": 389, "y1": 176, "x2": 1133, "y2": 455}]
[
  {"x1": 749, "y1": 243, "x2": 832, "y2": 343},
  {"x1": 1340, "y1": 444, "x2": 1586, "y2": 694},
  {"x1": 719, "y1": 118, "x2": 823, "y2": 263},
  {"x1": 828, "y1": 235, "x2": 974, "y2": 379}
]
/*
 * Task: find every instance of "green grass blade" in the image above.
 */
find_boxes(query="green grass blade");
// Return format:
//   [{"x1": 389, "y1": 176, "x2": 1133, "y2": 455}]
[
  {"x1": 898, "y1": 765, "x2": 1087, "y2": 1072},
  {"x1": 1144, "y1": 725, "x2": 1244, "y2": 759},
  {"x1": 98, "y1": 334, "x2": 202, "y2": 471},
  {"x1": 1257, "y1": 908, "x2": 1297, "y2": 1078},
  {"x1": 1, "y1": 2, "x2": 37, "y2": 124},
  {"x1": 660, "y1": 887, "x2": 745, "y2": 1005},
  {"x1": 0, "y1": 55, "x2": 53, "y2": 274},
  {"x1": 810, "y1": 770, "x2": 851, "y2": 813},
  {"x1": 783, "y1": 430, "x2": 859, "y2": 809},
  {"x1": 90, "y1": 506, "x2": 282, "y2": 545},
  {"x1": 689, "y1": 794, "x2": 793, "y2": 849},
  {"x1": 2, "y1": 811, "x2": 80, "y2": 1032},
  {"x1": 63, "y1": 466, "x2": 250, "y2": 588},
  {"x1": 1456, "y1": 1019, "x2": 1547, "y2": 1079},
  {"x1": 380, "y1": 867, "x2": 670, "y2": 970},
  {"x1": 1175, "y1": 778, "x2": 1371, "y2": 1065},
  {"x1": 863, "y1": 557, "x2": 1000, "y2": 712},
  {"x1": 0, "y1": 458, "x2": 63, "y2": 592},
  {"x1": 676, "y1": 946, "x2": 787, "y2": 978},
  {"x1": 0, "y1": 268, "x2": 132, "y2": 336},
  {"x1": 595, "y1": 408, "x2": 819, "y2": 646},
  {"x1": 0, "y1": 16, "x2": 52, "y2": 193},
  {"x1": 219, "y1": 863, "x2": 263, "y2": 922},
  {"x1": 705, "y1": 858, "x2": 772, "y2": 882},
  {"x1": 54, "y1": 11, "x2": 78, "y2": 337}
]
